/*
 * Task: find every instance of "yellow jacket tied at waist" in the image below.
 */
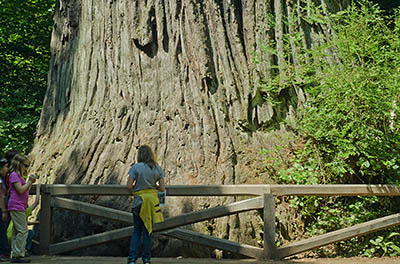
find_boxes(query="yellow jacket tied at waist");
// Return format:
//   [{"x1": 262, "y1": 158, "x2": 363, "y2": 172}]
[{"x1": 133, "y1": 189, "x2": 163, "y2": 234}]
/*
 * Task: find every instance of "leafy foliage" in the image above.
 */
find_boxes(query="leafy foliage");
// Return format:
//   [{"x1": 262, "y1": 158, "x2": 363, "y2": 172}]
[
  {"x1": 264, "y1": 0, "x2": 400, "y2": 185},
  {"x1": 0, "y1": 0, "x2": 55, "y2": 154},
  {"x1": 260, "y1": 0, "x2": 400, "y2": 257},
  {"x1": 297, "y1": 2, "x2": 400, "y2": 184}
]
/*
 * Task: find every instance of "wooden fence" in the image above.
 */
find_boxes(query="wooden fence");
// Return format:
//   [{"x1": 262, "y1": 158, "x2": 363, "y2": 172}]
[{"x1": 38, "y1": 184, "x2": 400, "y2": 259}]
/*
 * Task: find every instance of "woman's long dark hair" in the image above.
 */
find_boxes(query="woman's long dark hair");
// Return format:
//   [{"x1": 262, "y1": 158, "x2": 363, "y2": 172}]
[{"x1": 137, "y1": 145, "x2": 157, "y2": 169}]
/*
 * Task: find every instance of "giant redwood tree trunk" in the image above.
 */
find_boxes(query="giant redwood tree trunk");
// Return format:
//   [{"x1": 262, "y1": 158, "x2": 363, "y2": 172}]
[{"x1": 30, "y1": 0, "x2": 348, "y2": 257}]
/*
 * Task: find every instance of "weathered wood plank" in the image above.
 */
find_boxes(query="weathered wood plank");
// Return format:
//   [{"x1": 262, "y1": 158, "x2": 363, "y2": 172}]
[
  {"x1": 39, "y1": 192, "x2": 52, "y2": 255},
  {"x1": 263, "y1": 194, "x2": 277, "y2": 259},
  {"x1": 166, "y1": 185, "x2": 270, "y2": 196},
  {"x1": 43, "y1": 184, "x2": 400, "y2": 197},
  {"x1": 53, "y1": 196, "x2": 263, "y2": 232},
  {"x1": 49, "y1": 197, "x2": 263, "y2": 254},
  {"x1": 44, "y1": 184, "x2": 270, "y2": 196},
  {"x1": 49, "y1": 226, "x2": 133, "y2": 255},
  {"x1": 52, "y1": 197, "x2": 132, "y2": 224},
  {"x1": 161, "y1": 228, "x2": 263, "y2": 259},
  {"x1": 270, "y1": 184, "x2": 400, "y2": 196},
  {"x1": 277, "y1": 213, "x2": 400, "y2": 259},
  {"x1": 42, "y1": 184, "x2": 132, "y2": 196},
  {"x1": 154, "y1": 197, "x2": 264, "y2": 232}
]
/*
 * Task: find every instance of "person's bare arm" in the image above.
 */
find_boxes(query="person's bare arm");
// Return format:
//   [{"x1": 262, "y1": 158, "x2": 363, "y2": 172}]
[
  {"x1": 127, "y1": 177, "x2": 135, "y2": 191},
  {"x1": 126, "y1": 176, "x2": 135, "y2": 205},
  {"x1": 30, "y1": 183, "x2": 41, "y2": 210},
  {"x1": 27, "y1": 220, "x2": 40, "y2": 225},
  {"x1": 157, "y1": 178, "x2": 166, "y2": 192},
  {"x1": 13, "y1": 176, "x2": 35, "y2": 195}
]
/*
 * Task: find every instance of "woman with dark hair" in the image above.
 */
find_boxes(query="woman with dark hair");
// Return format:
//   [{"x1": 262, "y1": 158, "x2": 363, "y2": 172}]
[
  {"x1": 5, "y1": 151, "x2": 19, "y2": 168},
  {"x1": 126, "y1": 145, "x2": 165, "y2": 264},
  {"x1": 7, "y1": 154, "x2": 36, "y2": 263}
]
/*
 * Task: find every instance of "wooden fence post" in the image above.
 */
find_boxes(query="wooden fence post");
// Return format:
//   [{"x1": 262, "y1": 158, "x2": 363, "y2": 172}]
[
  {"x1": 263, "y1": 193, "x2": 277, "y2": 259},
  {"x1": 40, "y1": 186, "x2": 52, "y2": 255}
]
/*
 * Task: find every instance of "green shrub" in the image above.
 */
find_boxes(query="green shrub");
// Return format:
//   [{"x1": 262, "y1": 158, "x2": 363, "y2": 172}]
[{"x1": 260, "y1": 0, "x2": 400, "y2": 256}]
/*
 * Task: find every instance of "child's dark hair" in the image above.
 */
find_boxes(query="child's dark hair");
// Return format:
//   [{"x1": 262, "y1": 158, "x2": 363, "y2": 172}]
[
  {"x1": 137, "y1": 145, "x2": 157, "y2": 169},
  {"x1": 5, "y1": 150, "x2": 20, "y2": 166},
  {"x1": 0, "y1": 158, "x2": 7, "y2": 169},
  {"x1": 9, "y1": 154, "x2": 29, "y2": 176}
]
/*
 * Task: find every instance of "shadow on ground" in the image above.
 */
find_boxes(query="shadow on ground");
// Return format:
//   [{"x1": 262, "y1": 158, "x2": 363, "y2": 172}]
[{"x1": 26, "y1": 256, "x2": 400, "y2": 264}]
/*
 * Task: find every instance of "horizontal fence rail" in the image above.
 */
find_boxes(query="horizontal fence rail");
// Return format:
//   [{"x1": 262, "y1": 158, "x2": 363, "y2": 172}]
[
  {"x1": 41, "y1": 184, "x2": 271, "y2": 196},
  {"x1": 41, "y1": 184, "x2": 400, "y2": 196},
  {"x1": 38, "y1": 184, "x2": 400, "y2": 259},
  {"x1": 276, "y1": 213, "x2": 400, "y2": 259},
  {"x1": 270, "y1": 184, "x2": 400, "y2": 196}
]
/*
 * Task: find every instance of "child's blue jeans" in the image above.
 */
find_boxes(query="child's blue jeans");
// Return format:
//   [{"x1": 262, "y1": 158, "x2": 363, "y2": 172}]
[{"x1": 127, "y1": 206, "x2": 152, "y2": 263}]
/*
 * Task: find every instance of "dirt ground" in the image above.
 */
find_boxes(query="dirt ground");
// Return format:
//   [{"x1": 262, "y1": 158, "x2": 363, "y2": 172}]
[{"x1": 24, "y1": 256, "x2": 400, "y2": 264}]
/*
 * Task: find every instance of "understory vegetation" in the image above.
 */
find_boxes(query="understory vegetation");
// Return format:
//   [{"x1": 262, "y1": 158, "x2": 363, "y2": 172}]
[{"x1": 260, "y1": 0, "x2": 400, "y2": 257}]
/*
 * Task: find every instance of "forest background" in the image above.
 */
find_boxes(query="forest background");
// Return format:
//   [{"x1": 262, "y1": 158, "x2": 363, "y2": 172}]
[{"x1": 0, "y1": 0, "x2": 399, "y2": 258}]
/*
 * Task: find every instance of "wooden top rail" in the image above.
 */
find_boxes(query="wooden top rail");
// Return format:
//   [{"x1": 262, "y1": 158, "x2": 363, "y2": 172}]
[
  {"x1": 41, "y1": 184, "x2": 271, "y2": 196},
  {"x1": 40, "y1": 184, "x2": 400, "y2": 197},
  {"x1": 270, "y1": 184, "x2": 400, "y2": 196}
]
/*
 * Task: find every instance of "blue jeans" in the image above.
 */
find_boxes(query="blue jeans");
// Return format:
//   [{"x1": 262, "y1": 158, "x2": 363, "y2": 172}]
[
  {"x1": 26, "y1": 230, "x2": 34, "y2": 251},
  {"x1": 0, "y1": 209, "x2": 9, "y2": 256},
  {"x1": 128, "y1": 206, "x2": 152, "y2": 263}
]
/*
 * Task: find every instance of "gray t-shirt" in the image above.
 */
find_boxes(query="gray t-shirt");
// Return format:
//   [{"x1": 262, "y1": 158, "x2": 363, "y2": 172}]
[
  {"x1": 128, "y1": 162, "x2": 165, "y2": 192},
  {"x1": 128, "y1": 162, "x2": 165, "y2": 208}
]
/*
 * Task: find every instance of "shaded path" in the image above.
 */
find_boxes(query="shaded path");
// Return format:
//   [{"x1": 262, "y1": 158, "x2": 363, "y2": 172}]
[{"x1": 26, "y1": 256, "x2": 400, "y2": 264}]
